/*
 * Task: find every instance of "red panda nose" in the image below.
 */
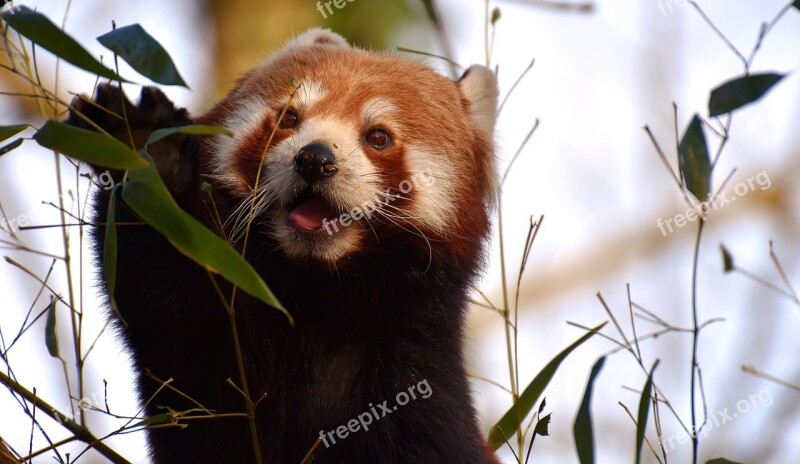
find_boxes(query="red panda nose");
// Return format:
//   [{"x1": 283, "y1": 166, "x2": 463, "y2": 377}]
[{"x1": 294, "y1": 142, "x2": 338, "y2": 184}]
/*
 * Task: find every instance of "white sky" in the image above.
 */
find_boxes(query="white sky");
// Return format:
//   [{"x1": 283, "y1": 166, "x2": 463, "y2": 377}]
[{"x1": 1, "y1": 1, "x2": 798, "y2": 463}]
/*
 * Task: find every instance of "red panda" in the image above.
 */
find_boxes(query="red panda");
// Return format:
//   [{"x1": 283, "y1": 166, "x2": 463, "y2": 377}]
[{"x1": 70, "y1": 28, "x2": 499, "y2": 463}]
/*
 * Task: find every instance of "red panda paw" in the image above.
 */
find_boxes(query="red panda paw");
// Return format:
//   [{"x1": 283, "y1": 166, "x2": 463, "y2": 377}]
[{"x1": 67, "y1": 84, "x2": 198, "y2": 195}]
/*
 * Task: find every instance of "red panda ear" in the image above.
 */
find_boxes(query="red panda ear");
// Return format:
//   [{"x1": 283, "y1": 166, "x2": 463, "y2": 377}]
[
  {"x1": 285, "y1": 28, "x2": 350, "y2": 50},
  {"x1": 458, "y1": 65, "x2": 499, "y2": 204},
  {"x1": 457, "y1": 65, "x2": 498, "y2": 139}
]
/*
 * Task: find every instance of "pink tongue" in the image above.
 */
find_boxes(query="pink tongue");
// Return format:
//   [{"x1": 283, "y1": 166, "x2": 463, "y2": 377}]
[{"x1": 288, "y1": 196, "x2": 333, "y2": 231}]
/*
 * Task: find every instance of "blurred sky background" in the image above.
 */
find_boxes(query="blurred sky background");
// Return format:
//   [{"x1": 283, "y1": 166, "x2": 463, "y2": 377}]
[{"x1": 1, "y1": 1, "x2": 799, "y2": 463}]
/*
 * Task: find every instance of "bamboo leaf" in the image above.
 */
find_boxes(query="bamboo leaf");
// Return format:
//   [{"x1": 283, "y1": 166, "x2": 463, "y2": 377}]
[
  {"x1": 130, "y1": 412, "x2": 175, "y2": 428},
  {"x1": 1, "y1": 6, "x2": 125, "y2": 81},
  {"x1": 488, "y1": 322, "x2": 606, "y2": 449},
  {"x1": 146, "y1": 124, "x2": 232, "y2": 146},
  {"x1": 635, "y1": 361, "x2": 659, "y2": 464},
  {"x1": 0, "y1": 138, "x2": 23, "y2": 158},
  {"x1": 97, "y1": 24, "x2": 187, "y2": 87},
  {"x1": 44, "y1": 297, "x2": 58, "y2": 358},
  {"x1": 574, "y1": 356, "x2": 606, "y2": 464},
  {"x1": 678, "y1": 114, "x2": 711, "y2": 202},
  {"x1": 33, "y1": 120, "x2": 149, "y2": 169},
  {"x1": 720, "y1": 244, "x2": 734, "y2": 273},
  {"x1": 121, "y1": 151, "x2": 291, "y2": 323},
  {"x1": 533, "y1": 413, "x2": 551, "y2": 437},
  {"x1": 491, "y1": 7, "x2": 501, "y2": 26},
  {"x1": 0, "y1": 124, "x2": 28, "y2": 143},
  {"x1": 708, "y1": 73, "x2": 785, "y2": 117}
]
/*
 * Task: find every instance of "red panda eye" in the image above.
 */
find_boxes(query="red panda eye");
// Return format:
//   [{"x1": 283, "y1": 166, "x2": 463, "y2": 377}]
[
  {"x1": 279, "y1": 109, "x2": 299, "y2": 129},
  {"x1": 365, "y1": 128, "x2": 391, "y2": 149}
]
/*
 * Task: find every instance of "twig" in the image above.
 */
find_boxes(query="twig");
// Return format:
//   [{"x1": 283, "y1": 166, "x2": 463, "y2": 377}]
[
  {"x1": 619, "y1": 401, "x2": 665, "y2": 464},
  {"x1": 688, "y1": 218, "x2": 707, "y2": 464},
  {"x1": 502, "y1": 119, "x2": 540, "y2": 187},
  {"x1": 643, "y1": 125, "x2": 694, "y2": 209},
  {"x1": 497, "y1": 58, "x2": 536, "y2": 116},
  {"x1": 769, "y1": 240, "x2": 800, "y2": 305},
  {"x1": 468, "y1": 371, "x2": 514, "y2": 395},
  {"x1": 688, "y1": 1, "x2": 747, "y2": 68},
  {"x1": 0, "y1": 370, "x2": 131, "y2": 464},
  {"x1": 742, "y1": 365, "x2": 800, "y2": 392},
  {"x1": 300, "y1": 437, "x2": 322, "y2": 464}
]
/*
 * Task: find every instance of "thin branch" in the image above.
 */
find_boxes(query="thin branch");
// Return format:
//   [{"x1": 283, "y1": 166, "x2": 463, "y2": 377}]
[
  {"x1": 688, "y1": 1, "x2": 747, "y2": 68},
  {"x1": 0, "y1": 370, "x2": 131, "y2": 464},
  {"x1": 618, "y1": 401, "x2": 665, "y2": 464},
  {"x1": 502, "y1": 118, "x2": 540, "y2": 186},
  {"x1": 498, "y1": 58, "x2": 535, "y2": 116},
  {"x1": 742, "y1": 365, "x2": 800, "y2": 392}
]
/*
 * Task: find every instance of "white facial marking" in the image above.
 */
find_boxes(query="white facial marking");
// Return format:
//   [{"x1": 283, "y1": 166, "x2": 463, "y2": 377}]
[
  {"x1": 284, "y1": 80, "x2": 327, "y2": 111},
  {"x1": 208, "y1": 95, "x2": 270, "y2": 193},
  {"x1": 263, "y1": 116, "x2": 383, "y2": 262},
  {"x1": 362, "y1": 97, "x2": 398, "y2": 126},
  {"x1": 264, "y1": 116, "x2": 379, "y2": 207},
  {"x1": 404, "y1": 144, "x2": 457, "y2": 234},
  {"x1": 270, "y1": 213, "x2": 364, "y2": 263}
]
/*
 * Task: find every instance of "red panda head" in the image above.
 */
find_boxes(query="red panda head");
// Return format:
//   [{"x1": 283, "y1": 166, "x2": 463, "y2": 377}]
[{"x1": 199, "y1": 29, "x2": 498, "y2": 267}]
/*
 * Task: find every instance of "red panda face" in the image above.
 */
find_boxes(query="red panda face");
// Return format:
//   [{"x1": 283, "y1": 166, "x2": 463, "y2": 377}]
[{"x1": 199, "y1": 29, "x2": 498, "y2": 265}]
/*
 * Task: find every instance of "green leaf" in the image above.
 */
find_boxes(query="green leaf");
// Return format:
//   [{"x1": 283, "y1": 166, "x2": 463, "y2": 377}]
[
  {"x1": 533, "y1": 413, "x2": 551, "y2": 437},
  {"x1": 705, "y1": 459, "x2": 744, "y2": 464},
  {"x1": 130, "y1": 407, "x2": 204, "y2": 429},
  {"x1": 720, "y1": 244, "x2": 734, "y2": 273},
  {"x1": 33, "y1": 120, "x2": 149, "y2": 170},
  {"x1": 1, "y1": 6, "x2": 125, "y2": 81},
  {"x1": 793, "y1": 1, "x2": 800, "y2": 11},
  {"x1": 44, "y1": 297, "x2": 58, "y2": 358},
  {"x1": 121, "y1": 151, "x2": 291, "y2": 323},
  {"x1": 0, "y1": 124, "x2": 28, "y2": 143},
  {"x1": 708, "y1": 73, "x2": 785, "y2": 117},
  {"x1": 678, "y1": 114, "x2": 711, "y2": 202},
  {"x1": 574, "y1": 356, "x2": 606, "y2": 464},
  {"x1": 97, "y1": 24, "x2": 187, "y2": 87},
  {"x1": 491, "y1": 7, "x2": 502, "y2": 26},
  {"x1": 488, "y1": 322, "x2": 606, "y2": 449},
  {"x1": 0, "y1": 138, "x2": 23, "y2": 158},
  {"x1": 146, "y1": 124, "x2": 233, "y2": 146},
  {"x1": 635, "y1": 360, "x2": 659, "y2": 464},
  {"x1": 128, "y1": 412, "x2": 176, "y2": 428}
]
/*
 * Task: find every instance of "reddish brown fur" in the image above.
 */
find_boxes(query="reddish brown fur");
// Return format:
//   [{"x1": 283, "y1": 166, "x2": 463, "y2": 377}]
[{"x1": 198, "y1": 43, "x2": 494, "y2": 266}]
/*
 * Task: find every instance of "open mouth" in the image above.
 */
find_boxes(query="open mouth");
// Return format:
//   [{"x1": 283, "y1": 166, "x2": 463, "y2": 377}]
[{"x1": 287, "y1": 189, "x2": 338, "y2": 233}]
